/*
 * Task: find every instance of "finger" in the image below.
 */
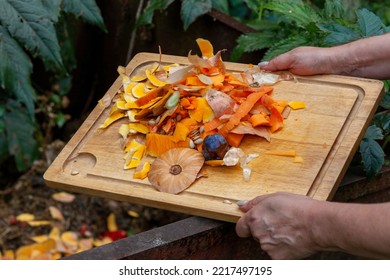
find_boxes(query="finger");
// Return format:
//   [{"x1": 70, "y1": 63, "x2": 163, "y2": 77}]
[
  {"x1": 238, "y1": 195, "x2": 270, "y2": 212},
  {"x1": 261, "y1": 53, "x2": 292, "y2": 72},
  {"x1": 258, "y1": 61, "x2": 269, "y2": 68},
  {"x1": 235, "y1": 216, "x2": 252, "y2": 238}
]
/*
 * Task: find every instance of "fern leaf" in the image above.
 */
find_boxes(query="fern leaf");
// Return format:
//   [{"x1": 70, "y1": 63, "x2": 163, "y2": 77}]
[
  {"x1": 357, "y1": 8, "x2": 384, "y2": 37},
  {"x1": 264, "y1": 0, "x2": 322, "y2": 28},
  {"x1": 181, "y1": 0, "x2": 212, "y2": 31},
  {"x1": 0, "y1": 26, "x2": 35, "y2": 117},
  {"x1": 61, "y1": 0, "x2": 107, "y2": 32},
  {"x1": 0, "y1": 0, "x2": 64, "y2": 72}
]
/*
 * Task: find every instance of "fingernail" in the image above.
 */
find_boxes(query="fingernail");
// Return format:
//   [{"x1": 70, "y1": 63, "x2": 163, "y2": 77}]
[
  {"x1": 258, "y1": 61, "x2": 269, "y2": 67},
  {"x1": 236, "y1": 200, "x2": 248, "y2": 206}
]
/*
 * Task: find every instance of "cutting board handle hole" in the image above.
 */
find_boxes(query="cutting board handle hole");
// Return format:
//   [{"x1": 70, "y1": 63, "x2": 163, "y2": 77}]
[{"x1": 63, "y1": 152, "x2": 97, "y2": 176}]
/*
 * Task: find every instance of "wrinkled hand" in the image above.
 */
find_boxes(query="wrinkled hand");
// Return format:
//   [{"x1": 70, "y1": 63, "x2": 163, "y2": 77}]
[
  {"x1": 236, "y1": 192, "x2": 322, "y2": 259},
  {"x1": 261, "y1": 46, "x2": 335, "y2": 76}
]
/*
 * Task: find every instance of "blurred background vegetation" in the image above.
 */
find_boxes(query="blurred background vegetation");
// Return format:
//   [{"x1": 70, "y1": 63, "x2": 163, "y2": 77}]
[{"x1": 0, "y1": 0, "x2": 389, "y2": 185}]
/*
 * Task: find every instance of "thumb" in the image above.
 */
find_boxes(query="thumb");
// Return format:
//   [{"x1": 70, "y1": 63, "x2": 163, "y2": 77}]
[
  {"x1": 236, "y1": 200, "x2": 251, "y2": 212},
  {"x1": 237, "y1": 195, "x2": 269, "y2": 212}
]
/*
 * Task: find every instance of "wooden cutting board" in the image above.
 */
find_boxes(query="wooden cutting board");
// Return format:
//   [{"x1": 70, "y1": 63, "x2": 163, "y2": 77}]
[{"x1": 44, "y1": 53, "x2": 384, "y2": 222}]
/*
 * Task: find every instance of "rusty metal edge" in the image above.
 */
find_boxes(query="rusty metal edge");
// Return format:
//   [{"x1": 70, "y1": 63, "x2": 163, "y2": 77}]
[
  {"x1": 62, "y1": 216, "x2": 267, "y2": 260},
  {"x1": 62, "y1": 217, "x2": 220, "y2": 260},
  {"x1": 63, "y1": 167, "x2": 390, "y2": 260}
]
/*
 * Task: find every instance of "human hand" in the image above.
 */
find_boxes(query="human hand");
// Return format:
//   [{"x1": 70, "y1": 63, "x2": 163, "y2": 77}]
[
  {"x1": 235, "y1": 192, "x2": 323, "y2": 259},
  {"x1": 260, "y1": 46, "x2": 335, "y2": 76}
]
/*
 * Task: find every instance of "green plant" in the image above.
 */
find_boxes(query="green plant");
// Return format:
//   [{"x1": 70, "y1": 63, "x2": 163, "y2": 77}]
[
  {"x1": 232, "y1": 1, "x2": 389, "y2": 59},
  {"x1": 137, "y1": 0, "x2": 250, "y2": 30},
  {"x1": 0, "y1": 0, "x2": 106, "y2": 176},
  {"x1": 364, "y1": 81, "x2": 390, "y2": 176},
  {"x1": 231, "y1": 0, "x2": 389, "y2": 176}
]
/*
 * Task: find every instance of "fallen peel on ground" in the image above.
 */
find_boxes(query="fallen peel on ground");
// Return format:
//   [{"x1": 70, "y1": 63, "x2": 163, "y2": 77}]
[{"x1": 0, "y1": 201, "x2": 137, "y2": 260}]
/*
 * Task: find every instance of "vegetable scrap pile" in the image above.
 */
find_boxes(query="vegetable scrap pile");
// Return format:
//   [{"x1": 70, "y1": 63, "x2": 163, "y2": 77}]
[{"x1": 99, "y1": 38, "x2": 305, "y2": 194}]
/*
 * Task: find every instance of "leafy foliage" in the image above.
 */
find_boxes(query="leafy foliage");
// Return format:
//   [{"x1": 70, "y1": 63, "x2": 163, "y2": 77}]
[
  {"x1": 0, "y1": 24, "x2": 35, "y2": 116},
  {"x1": 0, "y1": 0, "x2": 64, "y2": 72},
  {"x1": 0, "y1": 0, "x2": 105, "y2": 173},
  {"x1": 181, "y1": 0, "x2": 212, "y2": 30},
  {"x1": 137, "y1": 0, "x2": 237, "y2": 30},
  {"x1": 4, "y1": 100, "x2": 39, "y2": 171},
  {"x1": 359, "y1": 125, "x2": 385, "y2": 177},
  {"x1": 233, "y1": 0, "x2": 390, "y2": 61},
  {"x1": 61, "y1": 0, "x2": 107, "y2": 32},
  {"x1": 136, "y1": 0, "x2": 175, "y2": 27}
]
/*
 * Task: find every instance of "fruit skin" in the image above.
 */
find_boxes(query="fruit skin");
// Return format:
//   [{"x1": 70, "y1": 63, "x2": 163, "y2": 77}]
[{"x1": 202, "y1": 133, "x2": 230, "y2": 160}]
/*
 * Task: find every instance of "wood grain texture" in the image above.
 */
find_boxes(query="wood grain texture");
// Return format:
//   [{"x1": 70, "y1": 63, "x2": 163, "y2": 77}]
[{"x1": 44, "y1": 53, "x2": 384, "y2": 222}]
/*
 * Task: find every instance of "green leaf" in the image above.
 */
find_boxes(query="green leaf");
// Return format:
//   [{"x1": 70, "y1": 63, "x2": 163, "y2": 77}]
[
  {"x1": 0, "y1": 25, "x2": 35, "y2": 117},
  {"x1": 137, "y1": 0, "x2": 175, "y2": 26},
  {"x1": 4, "y1": 100, "x2": 39, "y2": 172},
  {"x1": 211, "y1": 0, "x2": 229, "y2": 14},
  {"x1": 380, "y1": 91, "x2": 390, "y2": 109},
  {"x1": 264, "y1": 0, "x2": 322, "y2": 28},
  {"x1": 228, "y1": 0, "x2": 251, "y2": 18},
  {"x1": 56, "y1": 16, "x2": 77, "y2": 73},
  {"x1": 359, "y1": 138, "x2": 385, "y2": 177},
  {"x1": 364, "y1": 124, "x2": 383, "y2": 141},
  {"x1": 323, "y1": 0, "x2": 346, "y2": 19},
  {"x1": 61, "y1": 0, "x2": 107, "y2": 32},
  {"x1": 263, "y1": 34, "x2": 311, "y2": 60},
  {"x1": 181, "y1": 0, "x2": 212, "y2": 30},
  {"x1": 0, "y1": 28, "x2": 13, "y2": 89},
  {"x1": 42, "y1": 0, "x2": 61, "y2": 22},
  {"x1": 230, "y1": 31, "x2": 276, "y2": 61},
  {"x1": 357, "y1": 8, "x2": 384, "y2": 37},
  {"x1": 55, "y1": 112, "x2": 67, "y2": 128},
  {"x1": 230, "y1": 48, "x2": 244, "y2": 62},
  {"x1": 243, "y1": 0, "x2": 264, "y2": 13},
  {"x1": 360, "y1": 125, "x2": 385, "y2": 177},
  {"x1": 235, "y1": 32, "x2": 275, "y2": 53},
  {"x1": 318, "y1": 23, "x2": 360, "y2": 45},
  {"x1": 372, "y1": 111, "x2": 390, "y2": 133},
  {"x1": 0, "y1": 0, "x2": 64, "y2": 71},
  {"x1": 385, "y1": 157, "x2": 390, "y2": 167}
]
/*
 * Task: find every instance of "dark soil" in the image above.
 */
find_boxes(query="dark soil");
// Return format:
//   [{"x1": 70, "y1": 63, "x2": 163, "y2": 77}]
[{"x1": 0, "y1": 139, "x2": 188, "y2": 257}]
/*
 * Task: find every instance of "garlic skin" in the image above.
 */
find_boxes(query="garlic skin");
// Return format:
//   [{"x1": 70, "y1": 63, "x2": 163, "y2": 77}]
[
  {"x1": 223, "y1": 147, "x2": 259, "y2": 181},
  {"x1": 148, "y1": 148, "x2": 205, "y2": 194},
  {"x1": 252, "y1": 71, "x2": 280, "y2": 85}
]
